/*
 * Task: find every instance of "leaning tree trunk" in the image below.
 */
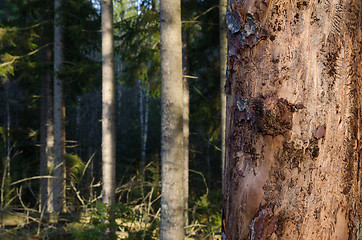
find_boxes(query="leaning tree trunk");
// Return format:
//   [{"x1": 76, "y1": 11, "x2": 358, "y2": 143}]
[
  {"x1": 160, "y1": 0, "x2": 185, "y2": 238},
  {"x1": 101, "y1": 0, "x2": 116, "y2": 206},
  {"x1": 53, "y1": 0, "x2": 66, "y2": 214},
  {"x1": 222, "y1": 0, "x2": 361, "y2": 239}
]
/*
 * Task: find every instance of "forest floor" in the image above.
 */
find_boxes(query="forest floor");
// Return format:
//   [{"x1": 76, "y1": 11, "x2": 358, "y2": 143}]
[{"x1": 0, "y1": 208, "x2": 222, "y2": 240}]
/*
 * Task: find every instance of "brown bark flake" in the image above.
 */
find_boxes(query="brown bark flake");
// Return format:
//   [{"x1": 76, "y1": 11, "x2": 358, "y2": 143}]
[
  {"x1": 233, "y1": 94, "x2": 298, "y2": 136},
  {"x1": 250, "y1": 208, "x2": 278, "y2": 240}
]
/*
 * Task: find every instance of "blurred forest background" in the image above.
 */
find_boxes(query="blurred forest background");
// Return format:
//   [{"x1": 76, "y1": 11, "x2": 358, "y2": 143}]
[{"x1": 0, "y1": 0, "x2": 223, "y2": 239}]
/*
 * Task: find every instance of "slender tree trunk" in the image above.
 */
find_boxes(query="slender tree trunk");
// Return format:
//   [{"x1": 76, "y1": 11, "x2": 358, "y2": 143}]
[
  {"x1": 117, "y1": 81, "x2": 123, "y2": 130},
  {"x1": 53, "y1": 0, "x2": 66, "y2": 214},
  {"x1": 5, "y1": 84, "x2": 10, "y2": 182},
  {"x1": 139, "y1": 79, "x2": 149, "y2": 181},
  {"x1": 101, "y1": 0, "x2": 116, "y2": 206},
  {"x1": 219, "y1": 0, "x2": 227, "y2": 188},
  {"x1": 160, "y1": 0, "x2": 184, "y2": 238},
  {"x1": 182, "y1": 29, "x2": 190, "y2": 230},
  {"x1": 222, "y1": 1, "x2": 361, "y2": 239},
  {"x1": 76, "y1": 96, "x2": 81, "y2": 157},
  {"x1": 40, "y1": 46, "x2": 54, "y2": 213},
  {"x1": 1, "y1": 82, "x2": 11, "y2": 207},
  {"x1": 144, "y1": 84, "x2": 149, "y2": 159},
  {"x1": 116, "y1": 82, "x2": 122, "y2": 171}
]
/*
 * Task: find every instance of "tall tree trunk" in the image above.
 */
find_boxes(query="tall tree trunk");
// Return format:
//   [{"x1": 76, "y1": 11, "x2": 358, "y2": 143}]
[
  {"x1": 1, "y1": 82, "x2": 11, "y2": 207},
  {"x1": 160, "y1": 0, "x2": 184, "y2": 238},
  {"x1": 40, "y1": 46, "x2": 54, "y2": 213},
  {"x1": 101, "y1": 0, "x2": 116, "y2": 206},
  {"x1": 222, "y1": 1, "x2": 361, "y2": 239},
  {"x1": 53, "y1": 0, "x2": 66, "y2": 214},
  {"x1": 139, "y1": 79, "x2": 149, "y2": 181},
  {"x1": 219, "y1": 0, "x2": 227, "y2": 188},
  {"x1": 182, "y1": 29, "x2": 190, "y2": 230}
]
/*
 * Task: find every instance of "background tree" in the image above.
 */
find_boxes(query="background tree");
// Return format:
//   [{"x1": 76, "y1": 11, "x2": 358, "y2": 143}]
[
  {"x1": 39, "y1": 44, "x2": 54, "y2": 213},
  {"x1": 222, "y1": 0, "x2": 361, "y2": 239},
  {"x1": 159, "y1": 0, "x2": 185, "y2": 238},
  {"x1": 53, "y1": 0, "x2": 66, "y2": 214},
  {"x1": 219, "y1": 0, "x2": 227, "y2": 185},
  {"x1": 182, "y1": 26, "x2": 190, "y2": 230},
  {"x1": 101, "y1": 0, "x2": 116, "y2": 206}
]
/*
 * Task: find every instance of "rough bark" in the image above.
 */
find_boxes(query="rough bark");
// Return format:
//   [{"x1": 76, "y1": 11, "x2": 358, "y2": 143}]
[
  {"x1": 101, "y1": 0, "x2": 116, "y2": 206},
  {"x1": 160, "y1": 0, "x2": 185, "y2": 238},
  {"x1": 219, "y1": 0, "x2": 227, "y2": 188},
  {"x1": 53, "y1": 0, "x2": 66, "y2": 213},
  {"x1": 222, "y1": 0, "x2": 361, "y2": 239},
  {"x1": 40, "y1": 46, "x2": 54, "y2": 213}
]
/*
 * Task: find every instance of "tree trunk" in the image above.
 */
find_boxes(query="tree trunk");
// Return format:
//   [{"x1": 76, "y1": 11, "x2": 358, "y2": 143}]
[
  {"x1": 182, "y1": 28, "x2": 190, "y2": 230},
  {"x1": 222, "y1": 0, "x2": 361, "y2": 239},
  {"x1": 219, "y1": 0, "x2": 227, "y2": 189},
  {"x1": 1, "y1": 82, "x2": 11, "y2": 207},
  {"x1": 160, "y1": 0, "x2": 184, "y2": 238},
  {"x1": 53, "y1": 0, "x2": 66, "y2": 213},
  {"x1": 40, "y1": 46, "x2": 54, "y2": 213},
  {"x1": 139, "y1": 79, "x2": 149, "y2": 181},
  {"x1": 101, "y1": 0, "x2": 116, "y2": 206}
]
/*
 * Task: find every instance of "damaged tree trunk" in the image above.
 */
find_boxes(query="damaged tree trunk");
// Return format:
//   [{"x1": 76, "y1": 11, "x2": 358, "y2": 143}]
[{"x1": 222, "y1": 0, "x2": 361, "y2": 239}]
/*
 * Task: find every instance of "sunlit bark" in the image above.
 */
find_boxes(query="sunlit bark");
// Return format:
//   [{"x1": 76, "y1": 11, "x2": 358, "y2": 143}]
[
  {"x1": 223, "y1": 0, "x2": 361, "y2": 239},
  {"x1": 160, "y1": 0, "x2": 185, "y2": 238},
  {"x1": 101, "y1": 0, "x2": 116, "y2": 206},
  {"x1": 219, "y1": 0, "x2": 227, "y2": 190}
]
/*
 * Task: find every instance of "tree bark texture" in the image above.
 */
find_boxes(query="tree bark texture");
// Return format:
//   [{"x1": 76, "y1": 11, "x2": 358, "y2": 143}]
[
  {"x1": 222, "y1": 0, "x2": 361, "y2": 239},
  {"x1": 53, "y1": 0, "x2": 66, "y2": 213},
  {"x1": 101, "y1": 0, "x2": 116, "y2": 206},
  {"x1": 160, "y1": 0, "x2": 185, "y2": 238}
]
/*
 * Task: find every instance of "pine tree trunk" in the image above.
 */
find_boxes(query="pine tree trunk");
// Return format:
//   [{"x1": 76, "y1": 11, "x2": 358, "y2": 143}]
[
  {"x1": 1, "y1": 82, "x2": 11, "y2": 207},
  {"x1": 222, "y1": 0, "x2": 361, "y2": 239},
  {"x1": 182, "y1": 29, "x2": 190, "y2": 230},
  {"x1": 139, "y1": 79, "x2": 149, "y2": 181},
  {"x1": 40, "y1": 46, "x2": 54, "y2": 213},
  {"x1": 219, "y1": 0, "x2": 227, "y2": 188},
  {"x1": 53, "y1": 0, "x2": 66, "y2": 213},
  {"x1": 101, "y1": 0, "x2": 116, "y2": 206},
  {"x1": 160, "y1": 0, "x2": 185, "y2": 238}
]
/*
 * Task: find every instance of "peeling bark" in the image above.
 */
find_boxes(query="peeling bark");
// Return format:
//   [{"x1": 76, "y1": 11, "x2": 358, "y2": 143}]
[{"x1": 222, "y1": 0, "x2": 361, "y2": 239}]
